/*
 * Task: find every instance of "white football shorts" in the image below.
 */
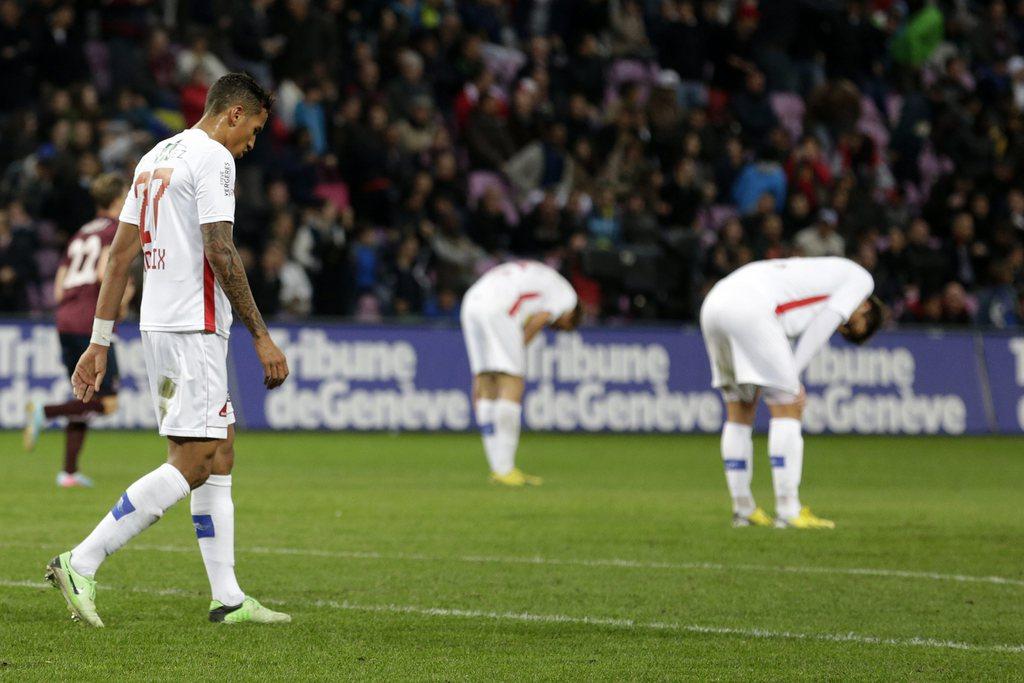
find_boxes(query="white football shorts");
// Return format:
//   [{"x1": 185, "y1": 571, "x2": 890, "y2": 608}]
[
  {"x1": 460, "y1": 297, "x2": 525, "y2": 377},
  {"x1": 141, "y1": 331, "x2": 235, "y2": 439},
  {"x1": 700, "y1": 284, "x2": 800, "y2": 402}
]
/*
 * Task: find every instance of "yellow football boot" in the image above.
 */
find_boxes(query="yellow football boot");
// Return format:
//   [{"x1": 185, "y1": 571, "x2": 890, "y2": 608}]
[
  {"x1": 520, "y1": 470, "x2": 543, "y2": 486},
  {"x1": 490, "y1": 469, "x2": 526, "y2": 487},
  {"x1": 732, "y1": 507, "x2": 774, "y2": 528},
  {"x1": 489, "y1": 468, "x2": 543, "y2": 487},
  {"x1": 775, "y1": 506, "x2": 835, "y2": 529}
]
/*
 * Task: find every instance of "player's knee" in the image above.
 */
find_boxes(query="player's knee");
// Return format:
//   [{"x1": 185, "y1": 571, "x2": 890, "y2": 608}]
[
  {"x1": 473, "y1": 373, "x2": 499, "y2": 401},
  {"x1": 496, "y1": 375, "x2": 525, "y2": 403},
  {"x1": 168, "y1": 438, "x2": 219, "y2": 488},
  {"x1": 726, "y1": 402, "x2": 757, "y2": 425},
  {"x1": 210, "y1": 426, "x2": 236, "y2": 475},
  {"x1": 169, "y1": 458, "x2": 211, "y2": 489},
  {"x1": 188, "y1": 465, "x2": 212, "y2": 489},
  {"x1": 768, "y1": 401, "x2": 803, "y2": 420},
  {"x1": 212, "y1": 445, "x2": 235, "y2": 475}
]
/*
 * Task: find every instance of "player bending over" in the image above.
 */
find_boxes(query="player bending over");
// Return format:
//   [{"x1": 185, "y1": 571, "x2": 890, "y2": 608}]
[
  {"x1": 700, "y1": 257, "x2": 884, "y2": 529},
  {"x1": 46, "y1": 73, "x2": 291, "y2": 626},
  {"x1": 461, "y1": 260, "x2": 581, "y2": 486},
  {"x1": 24, "y1": 174, "x2": 135, "y2": 488}
]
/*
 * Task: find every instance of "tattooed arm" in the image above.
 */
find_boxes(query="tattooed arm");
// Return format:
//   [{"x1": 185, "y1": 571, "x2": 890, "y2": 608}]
[
  {"x1": 201, "y1": 220, "x2": 289, "y2": 389},
  {"x1": 201, "y1": 220, "x2": 266, "y2": 336}
]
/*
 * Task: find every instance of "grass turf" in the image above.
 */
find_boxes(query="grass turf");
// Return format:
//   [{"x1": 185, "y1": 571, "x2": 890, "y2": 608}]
[{"x1": 0, "y1": 430, "x2": 1022, "y2": 680}]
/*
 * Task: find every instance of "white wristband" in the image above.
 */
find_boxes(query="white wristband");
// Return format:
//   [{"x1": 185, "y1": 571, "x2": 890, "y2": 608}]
[{"x1": 90, "y1": 318, "x2": 115, "y2": 347}]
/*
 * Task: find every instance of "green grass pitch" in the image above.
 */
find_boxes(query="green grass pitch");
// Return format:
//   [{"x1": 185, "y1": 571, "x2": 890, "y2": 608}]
[{"x1": 1, "y1": 429, "x2": 1022, "y2": 680}]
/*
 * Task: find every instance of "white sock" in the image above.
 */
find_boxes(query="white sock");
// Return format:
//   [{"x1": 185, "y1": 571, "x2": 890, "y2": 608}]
[
  {"x1": 491, "y1": 399, "x2": 522, "y2": 476},
  {"x1": 70, "y1": 463, "x2": 190, "y2": 578},
  {"x1": 721, "y1": 421, "x2": 755, "y2": 516},
  {"x1": 475, "y1": 399, "x2": 502, "y2": 474},
  {"x1": 769, "y1": 418, "x2": 804, "y2": 519},
  {"x1": 191, "y1": 474, "x2": 245, "y2": 606}
]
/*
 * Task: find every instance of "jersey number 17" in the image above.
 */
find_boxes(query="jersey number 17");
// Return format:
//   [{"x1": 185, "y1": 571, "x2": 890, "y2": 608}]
[{"x1": 133, "y1": 168, "x2": 174, "y2": 252}]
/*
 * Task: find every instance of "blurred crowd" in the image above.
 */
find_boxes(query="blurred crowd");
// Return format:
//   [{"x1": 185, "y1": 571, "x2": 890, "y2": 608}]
[{"x1": 2, "y1": 0, "x2": 1024, "y2": 327}]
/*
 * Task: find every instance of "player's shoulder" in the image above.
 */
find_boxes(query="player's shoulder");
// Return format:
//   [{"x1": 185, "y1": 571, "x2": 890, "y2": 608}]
[
  {"x1": 546, "y1": 266, "x2": 573, "y2": 290},
  {"x1": 845, "y1": 259, "x2": 875, "y2": 288},
  {"x1": 137, "y1": 132, "x2": 184, "y2": 164},
  {"x1": 523, "y1": 259, "x2": 557, "y2": 278},
  {"x1": 99, "y1": 216, "x2": 120, "y2": 241},
  {"x1": 142, "y1": 130, "x2": 233, "y2": 171},
  {"x1": 186, "y1": 139, "x2": 235, "y2": 197},
  {"x1": 823, "y1": 256, "x2": 872, "y2": 279},
  {"x1": 809, "y1": 256, "x2": 874, "y2": 289},
  {"x1": 187, "y1": 132, "x2": 234, "y2": 167},
  {"x1": 74, "y1": 216, "x2": 117, "y2": 240}
]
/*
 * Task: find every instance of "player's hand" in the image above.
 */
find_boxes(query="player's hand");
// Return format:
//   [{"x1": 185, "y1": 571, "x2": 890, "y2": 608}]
[
  {"x1": 72, "y1": 344, "x2": 108, "y2": 402},
  {"x1": 254, "y1": 334, "x2": 289, "y2": 390}
]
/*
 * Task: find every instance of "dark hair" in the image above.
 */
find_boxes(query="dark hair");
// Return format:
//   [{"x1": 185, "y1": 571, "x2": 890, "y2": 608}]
[
  {"x1": 204, "y1": 73, "x2": 274, "y2": 116},
  {"x1": 90, "y1": 172, "x2": 126, "y2": 210},
  {"x1": 844, "y1": 295, "x2": 886, "y2": 345}
]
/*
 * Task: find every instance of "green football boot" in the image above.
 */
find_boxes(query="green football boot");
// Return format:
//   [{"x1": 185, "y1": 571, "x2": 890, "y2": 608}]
[
  {"x1": 45, "y1": 551, "x2": 104, "y2": 627},
  {"x1": 209, "y1": 596, "x2": 291, "y2": 624}
]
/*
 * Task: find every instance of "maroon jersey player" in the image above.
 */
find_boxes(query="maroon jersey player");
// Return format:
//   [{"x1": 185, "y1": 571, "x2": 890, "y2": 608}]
[{"x1": 24, "y1": 174, "x2": 135, "y2": 487}]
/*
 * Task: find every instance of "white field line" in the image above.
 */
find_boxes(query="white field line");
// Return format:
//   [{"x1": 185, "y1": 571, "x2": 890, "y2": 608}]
[
  {"x1": 3, "y1": 578, "x2": 1022, "y2": 655},
  {"x1": 132, "y1": 543, "x2": 1024, "y2": 588},
  {"x1": 5, "y1": 541, "x2": 1024, "y2": 588}
]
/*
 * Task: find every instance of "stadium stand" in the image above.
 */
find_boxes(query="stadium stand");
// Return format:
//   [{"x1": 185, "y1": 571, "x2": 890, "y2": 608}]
[{"x1": 1, "y1": 0, "x2": 1023, "y2": 326}]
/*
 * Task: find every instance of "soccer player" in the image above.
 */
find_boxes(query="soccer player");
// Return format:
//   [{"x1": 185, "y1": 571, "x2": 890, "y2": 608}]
[
  {"x1": 700, "y1": 257, "x2": 884, "y2": 529},
  {"x1": 45, "y1": 73, "x2": 291, "y2": 626},
  {"x1": 461, "y1": 260, "x2": 581, "y2": 486},
  {"x1": 24, "y1": 174, "x2": 135, "y2": 488}
]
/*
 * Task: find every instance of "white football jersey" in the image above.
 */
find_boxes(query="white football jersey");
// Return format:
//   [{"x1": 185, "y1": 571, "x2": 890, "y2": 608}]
[
  {"x1": 119, "y1": 129, "x2": 235, "y2": 338},
  {"x1": 467, "y1": 260, "x2": 578, "y2": 325},
  {"x1": 723, "y1": 257, "x2": 874, "y2": 338}
]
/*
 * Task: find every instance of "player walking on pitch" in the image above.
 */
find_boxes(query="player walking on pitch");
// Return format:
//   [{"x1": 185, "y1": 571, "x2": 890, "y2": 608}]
[
  {"x1": 700, "y1": 257, "x2": 884, "y2": 529},
  {"x1": 461, "y1": 260, "x2": 581, "y2": 486},
  {"x1": 46, "y1": 73, "x2": 291, "y2": 626},
  {"x1": 24, "y1": 174, "x2": 135, "y2": 487}
]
